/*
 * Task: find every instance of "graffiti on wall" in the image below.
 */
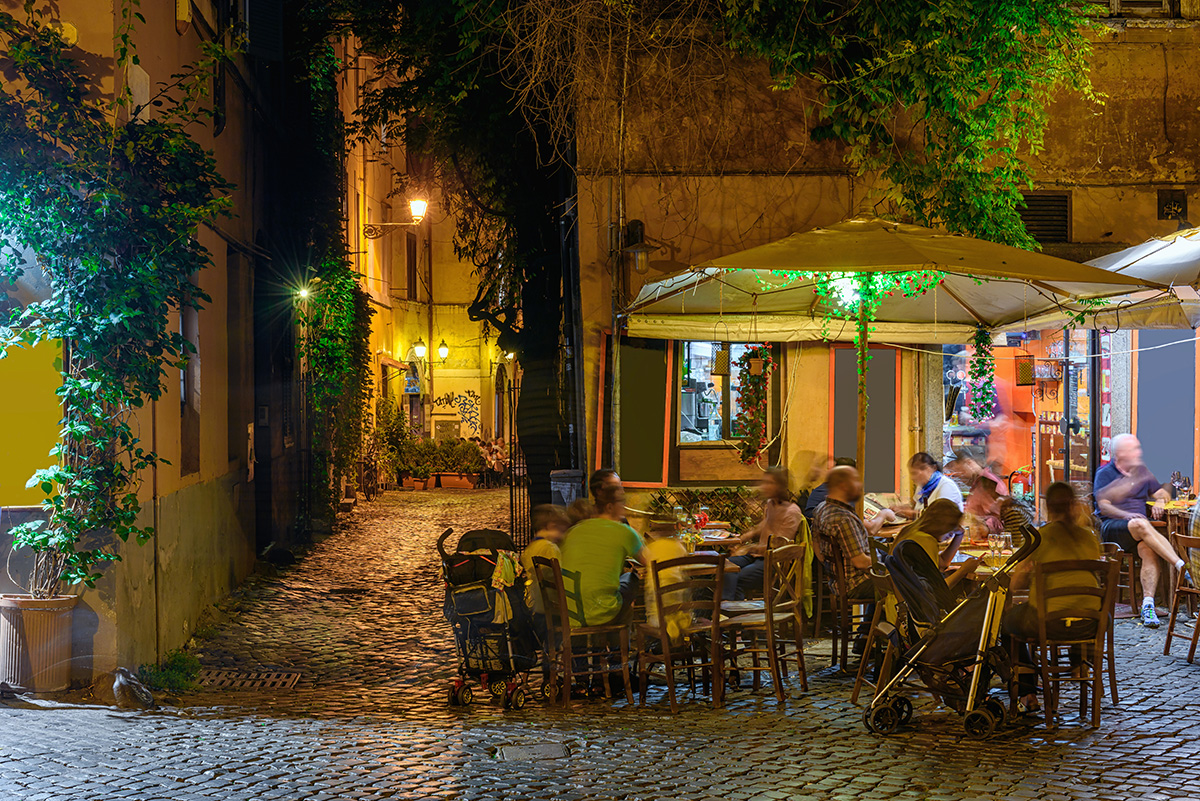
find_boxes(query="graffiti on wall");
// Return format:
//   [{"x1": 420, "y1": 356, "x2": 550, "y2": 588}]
[{"x1": 433, "y1": 389, "x2": 481, "y2": 434}]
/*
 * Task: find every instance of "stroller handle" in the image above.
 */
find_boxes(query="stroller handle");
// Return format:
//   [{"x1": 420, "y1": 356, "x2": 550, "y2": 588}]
[
  {"x1": 1012, "y1": 523, "x2": 1041, "y2": 563},
  {"x1": 436, "y1": 527, "x2": 456, "y2": 560}
]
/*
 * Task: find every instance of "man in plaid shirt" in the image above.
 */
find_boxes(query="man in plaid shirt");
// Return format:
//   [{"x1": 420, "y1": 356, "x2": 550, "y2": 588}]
[{"x1": 813, "y1": 466, "x2": 893, "y2": 601}]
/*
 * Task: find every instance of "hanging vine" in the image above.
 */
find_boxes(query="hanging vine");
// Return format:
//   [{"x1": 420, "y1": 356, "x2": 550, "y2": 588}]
[
  {"x1": 732, "y1": 343, "x2": 774, "y2": 464},
  {"x1": 0, "y1": 5, "x2": 232, "y2": 597},
  {"x1": 968, "y1": 326, "x2": 997, "y2": 422}
]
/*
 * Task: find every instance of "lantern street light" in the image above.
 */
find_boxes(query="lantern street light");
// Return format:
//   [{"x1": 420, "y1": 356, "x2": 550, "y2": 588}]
[
  {"x1": 412, "y1": 338, "x2": 427, "y2": 359},
  {"x1": 437, "y1": 339, "x2": 449, "y2": 361},
  {"x1": 363, "y1": 197, "x2": 429, "y2": 239}
]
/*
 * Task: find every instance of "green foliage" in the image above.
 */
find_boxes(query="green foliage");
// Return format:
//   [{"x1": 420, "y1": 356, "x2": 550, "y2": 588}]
[
  {"x1": 375, "y1": 397, "x2": 414, "y2": 483},
  {"x1": 137, "y1": 649, "x2": 201, "y2": 694},
  {"x1": 0, "y1": 4, "x2": 232, "y2": 597},
  {"x1": 967, "y1": 326, "x2": 997, "y2": 422},
  {"x1": 298, "y1": 267, "x2": 374, "y2": 517},
  {"x1": 720, "y1": 0, "x2": 1100, "y2": 247},
  {"x1": 408, "y1": 438, "x2": 438, "y2": 480},
  {"x1": 732, "y1": 344, "x2": 775, "y2": 465},
  {"x1": 648, "y1": 486, "x2": 763, "y2": 535}
]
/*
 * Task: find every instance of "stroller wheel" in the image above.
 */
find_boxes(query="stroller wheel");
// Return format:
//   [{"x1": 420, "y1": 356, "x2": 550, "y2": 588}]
[
  {"x1": 863, "y1": 704, "x2": 900, "y2": 735},
  {"x1": 455, "y1": 685, "x2": 474, "y2": 706},
  {"x1": 488, "y1": 681, "x2": 506, "y2": 698},
  {"x1": 447, "y1": 686, "x2": 459, "y2": 706},
  {"x1": 890, "y1": 696, "x2": 914, "y2": 725},
  {"x1": 983, "y1": 697, "x2": 1008, "y2": 728},
  {"x1": 963, "y1": 708, "x2": 996, "y2": 740},
  {"x1": 507, "y1": 687, "x2": 528, "y2": 710},
  {"x1": 540, "y1": 679, "x2": 561, "y2": 701}
]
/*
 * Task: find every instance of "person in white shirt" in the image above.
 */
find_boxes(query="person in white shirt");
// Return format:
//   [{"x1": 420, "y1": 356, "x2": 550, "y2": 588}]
[{"x1": 890, "y1": 452, "x2": 964, "y2": 520}]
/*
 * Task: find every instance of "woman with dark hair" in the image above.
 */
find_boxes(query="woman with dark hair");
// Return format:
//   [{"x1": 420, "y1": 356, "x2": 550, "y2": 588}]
[
  {"x1": 891, "y1": 451, "x2": 964, "y2": 520},
  {"x1": 723, "y1": 467, "x2": 803, "y2": 601},
  {"x1": 892, "y1": 498, "x2": 966, "y2": 572}
]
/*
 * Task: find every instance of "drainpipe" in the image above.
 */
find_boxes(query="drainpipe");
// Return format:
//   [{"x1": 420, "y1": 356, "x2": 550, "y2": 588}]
[{"x1": 151, "y1": 394, "x2": 160, "y2": 663}]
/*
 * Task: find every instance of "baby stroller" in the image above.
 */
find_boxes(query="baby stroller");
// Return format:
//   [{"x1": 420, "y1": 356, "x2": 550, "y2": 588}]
[
  {"x1": 438, "y1": 527, "x2": 540, "y2": 709},
  {"x1": 862, "y1": 524, "x2": 1042, "y2": 739}
]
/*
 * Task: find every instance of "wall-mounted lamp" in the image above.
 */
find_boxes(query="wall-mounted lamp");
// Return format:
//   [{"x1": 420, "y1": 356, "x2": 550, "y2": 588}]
[
  {"x1": 437, "y1": 339, "x2": 450, "y2": 361},
  {"x1": 623, "y1": 219, "x2": 658, "y2": 275},
  {"x1": 363, "y1": 198, "x2": 429, "y2": 239},
  {"x1": 297, "y1": 287, "x2": 310, "y2": 299},
  {"x1": 413, "y1": 338, "x2": 427, "y2": 359},
  {"x1": 505, "y1": 351, "x2": 515, "y2": 361}
]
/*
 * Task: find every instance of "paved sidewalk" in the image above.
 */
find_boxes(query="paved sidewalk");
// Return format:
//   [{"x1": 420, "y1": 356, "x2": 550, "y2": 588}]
[{"x1": 3, "y1": 489, "x2": 1200, "y2": 801}]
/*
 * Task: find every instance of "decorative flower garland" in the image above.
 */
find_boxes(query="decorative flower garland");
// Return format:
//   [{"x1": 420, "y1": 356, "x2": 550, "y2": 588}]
[
  {"x1": 967, "y1": 325, "x2": 996, "y2": 421},
  {"x1": 732, "y1": 343, "x2": 775, "y2": 464}
]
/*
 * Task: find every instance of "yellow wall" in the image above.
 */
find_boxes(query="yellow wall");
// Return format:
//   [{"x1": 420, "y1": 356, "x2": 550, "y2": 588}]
[{"x1": 0, "y1": 342, "x2": 61, "y2": 506}]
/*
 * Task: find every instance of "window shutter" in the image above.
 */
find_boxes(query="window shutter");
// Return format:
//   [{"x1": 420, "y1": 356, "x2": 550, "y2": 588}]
[
  {"x1": 1019, "y1": 193, "x2": 1071, "y2": 244},
  {"x1": 246, "y1": 0, "x2": 283, "y2": 61}
]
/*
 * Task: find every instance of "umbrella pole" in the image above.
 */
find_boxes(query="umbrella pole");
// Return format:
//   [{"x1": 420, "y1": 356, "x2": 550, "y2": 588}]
[{"x1": 856, "y1": 300, "x2": 869, "y2": 516}]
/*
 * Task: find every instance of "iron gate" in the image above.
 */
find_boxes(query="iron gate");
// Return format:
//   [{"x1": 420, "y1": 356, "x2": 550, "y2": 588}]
[{"x1": 508, "y1": 377, "x2": 531, "y2": 547}]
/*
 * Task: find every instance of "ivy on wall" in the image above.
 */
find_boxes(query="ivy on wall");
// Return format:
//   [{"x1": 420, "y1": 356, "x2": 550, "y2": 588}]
[
  {"x1": 0, "y1": 4, "x2": 232, "y2": 597},
  {"x1": 732, "y1": 343, "x2": 774, "y2": 464},
  {"x1": 968, "y1": 326, "x2": 997, "y2": 422}
]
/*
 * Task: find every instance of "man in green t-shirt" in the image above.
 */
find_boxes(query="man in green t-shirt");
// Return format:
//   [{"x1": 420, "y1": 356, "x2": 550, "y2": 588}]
[{"x1": 559, "y1": 481, "x2": 646, "y2": 626}]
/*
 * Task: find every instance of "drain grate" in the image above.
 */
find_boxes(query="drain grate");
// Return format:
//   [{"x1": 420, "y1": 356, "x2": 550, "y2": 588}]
[
  {"x1": 496, "y1": 744, "x2": 570, "y2": 761},
  {"x1": 197, "y1": 669, "x2": 301, "y2": 691}
]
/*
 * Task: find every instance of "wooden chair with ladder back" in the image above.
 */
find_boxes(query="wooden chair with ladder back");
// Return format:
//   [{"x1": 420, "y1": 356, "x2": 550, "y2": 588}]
[
  {"x1": 720, "y1": 543, "x2": 809, "y2": 701},
  {"x1": 1164, "y1": 533, "x2": 1200, "y2": 663},
  {"x1": 636, "y1": 553, "x2": 727, "y2": 712},
  {"x1": 531, "y1": 556, "x2": 633, "y2": 708}
]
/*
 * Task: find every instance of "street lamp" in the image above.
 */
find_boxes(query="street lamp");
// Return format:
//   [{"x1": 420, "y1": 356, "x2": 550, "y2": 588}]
[
  {"x1": 362, "y1": 197, "x2": 429, "y2": 239},
  {"x1": 413, "y1": 338, "x2": 427, "y2": 359},
  {"x1": 437, "y1": 339, "x2": 449, "y2": 361}
]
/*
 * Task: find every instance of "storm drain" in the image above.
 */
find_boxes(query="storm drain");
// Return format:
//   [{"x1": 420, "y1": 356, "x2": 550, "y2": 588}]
[
  {"x1": 496, "y1": 744, "x2": 570, "y2": 761},
  {"x1": 197, "y1": 669, "x2": 302, "y2": 691}
]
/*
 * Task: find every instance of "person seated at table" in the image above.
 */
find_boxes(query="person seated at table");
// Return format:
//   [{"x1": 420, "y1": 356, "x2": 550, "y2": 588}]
[
  {"x1": 1002, "y1": 481, "x2": 1102, "y2": 712},
  {"x1": 813, "y1": 465, "x2": 897, "y2": 604},
  {"x1": 891, "y1": 452, "x2": 964, "y2": 520},
  {"x1": 804, "y1": 456, "x2": 857, "y2": 522},
  {"x1": 721, "y1": 467, "x2": 802, "y2": 602},
  {"x1": 559, "y1": 482, "x2": 646, "y2": 626},
  {"x1": 521, "y1": 504, "x2": 570, "y2": 623},
  {"x1": 643, "y1": 522, "x2": 691, "y2": 641},
  {"x1": 1093, "y1": 433, "x2": 1185, "y2": 628},
  {"x1": 892, "y1": 499, "x2": 967, "y2": 572},
  {"x1": 566, "y1": 497, "x2": 595, "y2": 526}
]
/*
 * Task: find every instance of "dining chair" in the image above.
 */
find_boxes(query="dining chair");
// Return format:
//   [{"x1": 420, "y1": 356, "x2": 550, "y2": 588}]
[
  {"x1": 1164, "y1": 533, "x2": 1200, "y2": 663},
  {"x1": 1101, "y1": 542, "x2": 1140, "y2": 619},
  {"x1": 532, "y1": 556, "x2": 633, "y2": 708},
  {"x1": 1022, "y1": 559, "x2": 1120, "y2": 727},
  {"x1": 720, "y1": 543, "x2": 809, "y2": 702},
  {"x1": 823, "y1": 537, "x2": 874, "y2": 673},
  {"x1": 635, "y1": 553, "x2": 726, "y2": 712}
]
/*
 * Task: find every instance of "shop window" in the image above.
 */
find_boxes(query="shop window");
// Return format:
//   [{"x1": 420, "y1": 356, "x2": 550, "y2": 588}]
[{"x1": 679, "y1": 341, "x2": 753, "y2": 444}]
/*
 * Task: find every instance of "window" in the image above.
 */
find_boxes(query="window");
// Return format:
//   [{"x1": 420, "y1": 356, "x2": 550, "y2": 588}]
[
  {"x1": 678, "y1": 341, "x2": 753, "y2": 443},
  {"x1": 180, "y1": 297, "x2": 201, "y2": 476},
  {"x1": 1018, "y1": 192, "x2": 1070, "y2": 244}
]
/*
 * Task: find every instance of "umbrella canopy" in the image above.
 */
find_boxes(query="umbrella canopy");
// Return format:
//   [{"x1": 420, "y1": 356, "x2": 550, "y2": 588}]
[
  {"x1": 998, "y1": 227, "x2": 1200, "y2": 332},
  {"x1": 625, "y1": 217, "x2": 1159, "y2": 343}
]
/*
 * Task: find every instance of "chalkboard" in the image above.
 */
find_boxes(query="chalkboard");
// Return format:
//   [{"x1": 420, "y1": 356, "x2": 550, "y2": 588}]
[{"x1": 618, "y1": 338, "x2": 668, "y2": 484}]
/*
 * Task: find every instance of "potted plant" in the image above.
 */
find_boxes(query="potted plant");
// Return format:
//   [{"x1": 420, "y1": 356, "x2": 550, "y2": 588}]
[
  {"x1": 405, "y1": 438, "x2": 438, "y2": 489},
  {"x1": 438, "y1": 440, "x2": 486, "y2": 489}
]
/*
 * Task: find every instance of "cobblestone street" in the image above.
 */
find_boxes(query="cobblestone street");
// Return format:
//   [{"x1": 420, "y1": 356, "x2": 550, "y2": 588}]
[{"x1": 4, "y1": 489, "x2": 1200, "y2": 801}]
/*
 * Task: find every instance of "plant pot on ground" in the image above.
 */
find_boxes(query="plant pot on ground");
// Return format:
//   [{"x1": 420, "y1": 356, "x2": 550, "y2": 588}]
[
  {"x1": 0, "y1": 594, "x2": 79, "y2": 692},
  {"x1": 435, "y1": 473, "x2": 479, "y2": 489}
]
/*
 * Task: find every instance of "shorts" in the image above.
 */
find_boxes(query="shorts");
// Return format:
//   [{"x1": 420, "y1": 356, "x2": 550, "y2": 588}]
[{"x1": 1099, "y1": 517, "x2": 1137, "y2": 554}]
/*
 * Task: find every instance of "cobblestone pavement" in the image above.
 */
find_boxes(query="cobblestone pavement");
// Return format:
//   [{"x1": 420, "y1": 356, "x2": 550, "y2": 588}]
[{"x1": 4, "y1": 489, "x2": 1200, "y2": 801}]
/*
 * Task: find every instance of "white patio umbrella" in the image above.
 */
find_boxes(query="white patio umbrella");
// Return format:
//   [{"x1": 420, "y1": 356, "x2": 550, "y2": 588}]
[
  {"x1": 623, "y1": 217, "x2": 1161, "y2": 486},
  {"x1": 997, "y1": 227, "x2": 1200, "y2": 332}
]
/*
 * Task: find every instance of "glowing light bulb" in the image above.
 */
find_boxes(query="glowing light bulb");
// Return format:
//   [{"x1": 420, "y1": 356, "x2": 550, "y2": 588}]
[
  {"x1": 413, "y1": 338, "x2": 427, "y2": 359},
  {"x1": 409, "y1": 198, "x2": 428, "y2": 223},
  {"x1": 298, "y1": 288, "x2": 310, "y2": 298},
  {"x1": 437, "y1": 340, "x2": 449, "y2": 360}
]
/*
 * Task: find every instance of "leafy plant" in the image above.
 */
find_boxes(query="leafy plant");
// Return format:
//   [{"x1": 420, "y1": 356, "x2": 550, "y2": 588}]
[
  {"x1": 453, "y1": 440, "x2": 487, "y2": 474},
  {"x1": 137, "y1": 649, "x2": 201, "y2": 694},
  {"x1": 0, "y1": 5, "x2": 232, "y2": 597},
  {"x1": 374, "y1": 397, "x2": 413, "y2": 483},
  {"x1": 967, "y1": 326, "x2": 997, "y2": 422},
  {"x1": 732, "y1": 344, "x2": 775, "y2": 465}
]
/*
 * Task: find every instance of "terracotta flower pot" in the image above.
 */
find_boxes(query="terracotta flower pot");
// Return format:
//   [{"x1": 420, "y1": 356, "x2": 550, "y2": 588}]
[
  {"x1": 402, "y1": 476, "x2": 429, "y2": 490},
  {"x1": 0, "y1": 594, "x2": 79, "y2": 692},
  {"x1": 436, "y1": 473, "x2": 479, "y2": 489}
]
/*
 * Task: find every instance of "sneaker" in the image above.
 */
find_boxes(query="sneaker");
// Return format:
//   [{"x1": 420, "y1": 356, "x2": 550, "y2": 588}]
[{"x1": 1141, "y1": 604, "x2": 1161, "y2": 629}]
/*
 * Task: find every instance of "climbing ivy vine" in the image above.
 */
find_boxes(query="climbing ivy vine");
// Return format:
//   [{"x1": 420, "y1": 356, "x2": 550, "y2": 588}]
[
  {"x1": 967, "y1": 326, "x2": 997, "y2": 422},
  {"x1": 732, "y1": 343, "x2": 774, "y2": 464},
  {"x1": 0, "y1": 5, "x2": 232, "y2": 597}
]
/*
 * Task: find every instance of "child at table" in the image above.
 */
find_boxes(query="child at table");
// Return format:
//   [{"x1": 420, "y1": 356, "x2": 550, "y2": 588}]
[
  {"x1": 521, "y1": 504, "x2": 570, "y2": 618},
  {"x1": 892, "y1": 499, "x2": 966, "y2": 571},
  {"x1": 643, "y1": 522, "x2": 691, "y2": 643}
]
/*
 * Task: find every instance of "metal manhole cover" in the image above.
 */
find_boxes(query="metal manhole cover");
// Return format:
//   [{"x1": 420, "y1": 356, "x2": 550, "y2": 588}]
[
  {"x1": 497, "y1": 744, "x2": 570, "y2": 761},
  {"x1": 197, "y1": 669, "x2": 301, "y2": 690}
]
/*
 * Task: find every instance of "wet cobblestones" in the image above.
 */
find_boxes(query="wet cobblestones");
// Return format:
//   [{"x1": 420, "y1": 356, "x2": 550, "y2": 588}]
[{"x1": 3, "y1": 489, "x2": 1200, "y2": 800}]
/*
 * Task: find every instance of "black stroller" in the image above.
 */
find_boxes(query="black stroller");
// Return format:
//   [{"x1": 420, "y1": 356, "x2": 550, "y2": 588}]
[
  {"x1": 862, "y1": 524, "x2": 1041, "y2": 739},
  {"x1": 438, "y1": 528, "x2": 540, "y2": 709}
]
